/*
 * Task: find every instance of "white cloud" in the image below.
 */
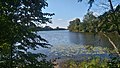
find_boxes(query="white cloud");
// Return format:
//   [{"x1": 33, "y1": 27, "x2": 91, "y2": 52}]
[
  {"x1": 46, "y1": 18, "x2": 68, "y2": 28},
  {"x1": 45, "y1": 17, "x2": 83, "y2": 28},
  {"x1": 57, "y1": 19, "x2": 63, "y2": 20},
  {"x1": 93, "y1": 12, "x2": 100, "y2": 17},
  {"x1": 114, "y1": 4, "x2": 119, "y2": 9},
  {"x1": 67, "y1": 17, "x2": 83, "y2": 22}
]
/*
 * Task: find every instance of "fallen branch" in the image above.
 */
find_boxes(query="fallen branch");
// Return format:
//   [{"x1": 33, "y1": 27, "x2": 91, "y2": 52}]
[{"x1": 103, "y1": 33, "x2": 120, "y2": 57}]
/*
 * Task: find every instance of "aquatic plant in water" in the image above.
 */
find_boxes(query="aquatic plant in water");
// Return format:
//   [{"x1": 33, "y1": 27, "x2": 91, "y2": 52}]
[{"x1": 50, "y1": 45, "x2": 112, "y2": 57}]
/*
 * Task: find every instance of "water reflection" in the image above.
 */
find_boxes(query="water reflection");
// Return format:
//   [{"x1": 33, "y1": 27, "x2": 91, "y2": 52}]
[
  {"x1": 36, "y1": 30, "x2": 119, "y2": 59},
  {"x1": 68, "y1": 32, "x2": 113, "y2": 48},
  {"x1": 68, "y1": 32, "x2": 84, "y2": 44}
]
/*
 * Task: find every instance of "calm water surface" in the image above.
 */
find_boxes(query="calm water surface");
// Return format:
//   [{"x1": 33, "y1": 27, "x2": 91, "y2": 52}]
[{"x1": 32, "y1": 30, "x2": 119, "y2": 60}]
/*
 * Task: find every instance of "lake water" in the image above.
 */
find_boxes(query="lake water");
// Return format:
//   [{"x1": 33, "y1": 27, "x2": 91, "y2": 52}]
[{"x1": 32, "y1": 30, "x2": 119, "y2": 60}]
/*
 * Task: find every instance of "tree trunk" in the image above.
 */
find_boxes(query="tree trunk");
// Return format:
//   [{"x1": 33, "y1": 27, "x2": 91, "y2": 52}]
[
  {"x1": 10, "y1": 44, "x2": 13, "y2": 68},
  {"x1": 108, "y1": 0, "x2": 114, "y2": 12},
  {"x1": 103, "y1": 33, "x2": 120, "y2": 56}
]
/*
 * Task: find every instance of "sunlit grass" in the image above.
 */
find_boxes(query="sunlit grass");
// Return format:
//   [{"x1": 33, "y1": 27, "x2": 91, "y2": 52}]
[{"x1": 60, "y1": 56, "x2": 120, "y2": 68}]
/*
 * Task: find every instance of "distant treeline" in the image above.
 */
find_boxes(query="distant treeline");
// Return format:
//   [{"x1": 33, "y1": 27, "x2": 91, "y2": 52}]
[
  {"x1": 68, "y1": 5, "x2": 120, "y2": 34},
  {"x1": 36, "y1": 26, "x2": 67, "y2": 31}
]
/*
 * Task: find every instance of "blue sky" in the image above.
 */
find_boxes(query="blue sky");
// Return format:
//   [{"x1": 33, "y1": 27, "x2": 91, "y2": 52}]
[{"x1": 43, "y1": 0, "x2": 120, "y2": 28}]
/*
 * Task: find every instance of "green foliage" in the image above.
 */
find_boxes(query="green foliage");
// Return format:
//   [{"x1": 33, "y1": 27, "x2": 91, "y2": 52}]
[
  {"x1": 68, "y1": 11, "x2": 97, "y2": 32},
  {"x1": 97, "y1": 5, "x2": 120, "y2": 33},
  {"x1": 68, "y1": 5, "x2": 120, "y2": 34},
  {"x1": 107, "y1": 56, "x2": 120, "y2": 68},
  {"x1": 0, "y1": 0, "x2": 54, "y2": 68},
  {"x1": 68, "y1": 18, "x2": 81, "y2": 32},
  {"x1": 61, "y1": 56, "x2": 120, "y2": 68},
  {"x1": 77, "y1": 0, "x2": 120, "y2": 34}
]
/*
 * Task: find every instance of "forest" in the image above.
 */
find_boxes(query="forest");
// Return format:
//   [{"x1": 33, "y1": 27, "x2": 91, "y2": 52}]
[{"x1": 68, "y1": 5, "x2": 120, "y2": 33}]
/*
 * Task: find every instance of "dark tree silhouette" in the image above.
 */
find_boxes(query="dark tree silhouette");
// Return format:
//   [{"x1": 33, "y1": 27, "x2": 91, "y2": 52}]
[{"x1": 0, "y1": 0, "x2": 54, "y2": 68}]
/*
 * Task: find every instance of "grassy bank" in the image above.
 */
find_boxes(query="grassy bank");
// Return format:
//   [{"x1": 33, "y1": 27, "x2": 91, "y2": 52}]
[{"x1": 60, "y1": 56, "x2": 120, "y2": 68}]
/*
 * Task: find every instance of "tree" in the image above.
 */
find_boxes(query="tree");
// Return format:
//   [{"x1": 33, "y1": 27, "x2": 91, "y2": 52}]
[
  {"x1": 78, "y1": 0, "x2": 114, "y2": 11},
  {"x1": 68, "y1": 12, "x2": 97, "y2": 32},
  {"x1": 78, "y1": 0, "x2": 120, "y2": 56},
  {"x1": 0, "y1": 0, "x2": 54, "y2": 68},
  {"x1": 78, "y1": 0, "x2": 120, "y2": 35},
  {"x1": 83, "y1": 12, "x2": 97, "y2": 32},
  {"x1": 68, "y1": 18, "x2": 81, "y2": 32}
]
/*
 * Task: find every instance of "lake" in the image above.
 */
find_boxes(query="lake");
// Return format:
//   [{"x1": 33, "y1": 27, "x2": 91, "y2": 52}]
[{"x1": 31, "y1": 30, "x2": 119, "y2": 60}]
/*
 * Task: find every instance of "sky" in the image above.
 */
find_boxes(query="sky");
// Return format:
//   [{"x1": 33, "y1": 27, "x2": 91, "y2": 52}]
[{"x1": 43, "y1": 0, "x2": 120, "y2": 28}]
